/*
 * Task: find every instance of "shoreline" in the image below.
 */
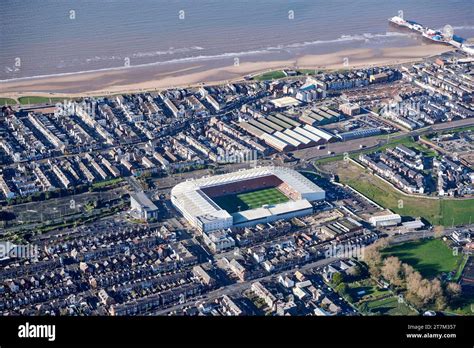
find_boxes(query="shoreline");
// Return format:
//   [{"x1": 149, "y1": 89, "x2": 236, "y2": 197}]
[{"x1": 0, "y1": 44, "x2": 454, "y2": 100}]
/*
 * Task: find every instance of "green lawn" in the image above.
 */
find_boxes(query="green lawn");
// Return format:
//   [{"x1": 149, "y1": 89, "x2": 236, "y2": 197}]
[
  {"x1": 314, "y1": 154, "x2": 344, "y2": 166},
  {"x1": 348, "y1": 279, "x2": 389, "y2": 303},
  {"x1": 453, "y1": 255, "x2": 470, "y2": 282},
  {"x1": 446, "y1": 295, "x2": 474, "y2": 315},
  {"x1": 440, "y1": 199, "x2": 474, "y2": 226},
  {"x1": 314, "y1": 136, "x2": 436, "y2": 169},
  {"x1": 382, "y1": 239, "x2": 462, "y2": 279},
  {"x1": 253, "y1": 70, "x2": 286, "y2": 81},
  {"x1": 426, "y1": 125, "x2": 474, "y2": 138},
  {"x1": 213, "y1": 187, "x2": 289, "y2": 213},
  {"x1": 0, "y1": 98, "x2": 18, "y2": 105},
  {"x1": 91, "y1": 177, "x2": 124, "y2": 189},
  {"x1": 363, "y1": 296, "x2": 418, "y2": 315},
  {"x1": 18, "y1": 96, "x2": 70, "y2": 105}
]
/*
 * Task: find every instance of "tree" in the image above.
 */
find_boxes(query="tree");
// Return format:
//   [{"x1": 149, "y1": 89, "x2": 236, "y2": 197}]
[
  {"x1": 406, "y1": 270, "x2": 423, "y2": 297},
  {"x1": 407, "y1": 274, "x2": 444, "y2": 308},
  {"x1": 430, "y1": 279, "x2": 443, "y2": 302},
  {"x1": 375, "y1": 238, "x2": 390, "y2": 250},
  {"x1": 362, "y1": 238, "x2": 393, "y2": 279},
  {"x1": 381, "y1": 256, "x2": 403, "y2": 286},
  {"x1": 335, "y1": 282, "x2": 353, "y2": 303},
  {"x1": 446, "y1": 282, "x2": 462, "y2": 300},
  {"x1": 331, "y1": 272, "x2": 344, "y2": 286},
  {"x1": 346, "y1": 264, "x2": 362, "y2": 279},
  {"x1": 406, "y1": 291, "x2": 423, "y2": 309},
  {"x1": 433, "y1": 225, "x2": 445, "y2": 238},
  {"x1": 363, "y1": 245, "x2": 382, "y2": 277},
  {"x1": 335, "y1": 282, "x2": 347, "y2": 294},
  {"x1": 359, "y1": 301, "x2": 369, "y2": 313},
  {"x1": 435, "y1": 295, "x2": 447, "y2": 311}
]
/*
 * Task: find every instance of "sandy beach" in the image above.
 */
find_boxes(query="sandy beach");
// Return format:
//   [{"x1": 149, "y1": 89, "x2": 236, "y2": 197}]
[{"x1": 0, "y1": 44, "x2": 453, "y2": 99}]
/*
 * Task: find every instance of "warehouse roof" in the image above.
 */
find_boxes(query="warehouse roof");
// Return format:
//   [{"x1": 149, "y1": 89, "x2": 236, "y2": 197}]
[{"x1": 271, "y1": 96, "x2": 301, "y2": 108}]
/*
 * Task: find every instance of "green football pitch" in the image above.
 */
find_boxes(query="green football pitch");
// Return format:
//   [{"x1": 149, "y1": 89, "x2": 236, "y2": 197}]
[
  {"x1": 382, "y1": 239, "x2": 462, "y2": 279},
  {"x1": 213, "y1": 187, "x2": 289, "y2": 213}
]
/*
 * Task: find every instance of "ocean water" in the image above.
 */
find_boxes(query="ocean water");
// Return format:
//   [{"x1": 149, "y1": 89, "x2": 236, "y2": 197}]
[{"x1": 1, "y1": 0, "x2": 473, "y2": 81}]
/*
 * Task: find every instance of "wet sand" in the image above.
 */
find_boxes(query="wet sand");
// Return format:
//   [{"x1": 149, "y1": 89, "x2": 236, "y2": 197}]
[{"x1": 0, "y1": 44, "x2": 453, "y2": 98}]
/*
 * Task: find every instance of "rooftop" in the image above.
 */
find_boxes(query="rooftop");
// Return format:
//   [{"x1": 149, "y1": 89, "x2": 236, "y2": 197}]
[{"x1": 130, "y1": 192, "x2": 158, "y2": 212}]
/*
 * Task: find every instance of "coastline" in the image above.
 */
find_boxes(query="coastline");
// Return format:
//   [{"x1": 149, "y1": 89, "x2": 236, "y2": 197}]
[{"x1": 0, "y1": 44, "x2": 454, "y2": 99}]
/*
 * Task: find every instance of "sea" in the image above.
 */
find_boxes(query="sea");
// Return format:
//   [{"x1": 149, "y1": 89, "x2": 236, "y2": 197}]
[{"x1": 1, "y1": 0, "x2": 473, "y2": 81}]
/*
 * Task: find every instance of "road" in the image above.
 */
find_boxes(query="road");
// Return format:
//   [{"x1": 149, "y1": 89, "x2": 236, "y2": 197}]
[{"x1": 388, "y1": 225, "x2": 471, "y2": 244}]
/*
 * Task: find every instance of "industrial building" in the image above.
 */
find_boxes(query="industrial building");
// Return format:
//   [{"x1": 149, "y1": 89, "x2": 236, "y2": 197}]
[
  {"x1": 337, "y1": 128, "x2": 381, "y2": 141},
  {"x1": 271, "y1": 97, "x2": 301, "y2": 108},
  {"x1": 299, "y1": 107, "x2": 342, "y2": 126},
  {"x1": 369, "y1": 213, "x2": 402, "y2": 227},
  {"x1": 239, "y1": 115, "x2": 335, "y2": 152},
  {"x1": 339, "y1": 103, "x2": 361, "y2": 116}
]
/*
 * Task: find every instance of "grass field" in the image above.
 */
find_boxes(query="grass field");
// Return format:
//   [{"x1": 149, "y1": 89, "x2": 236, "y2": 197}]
[
  {"x1": 253, "y1": 70, "x2": 286, "y2": 81},
  {"x1": 17, "y1": 96, "x2": 71, "y2": 105},
  {"x1": 382, "y1": 239, "x2": 462, "y2": 279},
  {"x1": 440, "y1": 199, "x2": 474, "y2": 226},
  {"x1": 0, "y1": 98, "x2": 18, "y2": 105},
  {"x1": 213, "y1": 187, "x2": 289, "y2": 213},
  {"x1": 343, "y1": 278, "x2": 418, "y2": 315},
  {"x1": 91, "y1": 177, "x2": 124, "y2": 190},
  {"x1": 321, "y1": 160, "x2": 473, "y2": 226},
  {"x1": 363, "y1": 296, "x2": 418, "y2": 315}
]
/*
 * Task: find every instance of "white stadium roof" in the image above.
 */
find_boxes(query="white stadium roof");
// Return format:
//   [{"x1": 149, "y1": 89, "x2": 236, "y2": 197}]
[
  {"x1": 171, "y1": 166, "x2": 325, "y2": 228},
  {"x1": 232, "y1": 199, "x2": 313, "y2": 225}
]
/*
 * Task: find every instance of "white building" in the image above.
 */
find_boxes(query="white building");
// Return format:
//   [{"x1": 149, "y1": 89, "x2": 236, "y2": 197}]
[
  {"x1": 171, "y1": 166, "x2": 325, "y2": 232},
  {"x1": 202, "y1": 229, "x2": 236, "y2": 253},
  {"x1": 130, "y1": 192, "x2": 159, "y2": 221},
  {"x1": 369, "y1": 213, "x2": 402, "y2": 227}
]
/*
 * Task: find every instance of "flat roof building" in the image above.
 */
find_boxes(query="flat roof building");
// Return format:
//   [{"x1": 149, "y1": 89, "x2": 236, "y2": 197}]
[
  {"x1": 369, "y1": 213, "x2": 401, "y2": 227},
  {"x1": 271, "y1": 96, "x2": 301, "y2": 108},
  {"x1": 130, "y1": 192, "x2": 159, "y2": 221}
]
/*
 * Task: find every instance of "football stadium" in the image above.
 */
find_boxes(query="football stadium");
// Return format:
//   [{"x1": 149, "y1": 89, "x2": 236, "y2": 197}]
[{"x1": 171, "y1": 166, "x2": 325, "y2": 232}]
